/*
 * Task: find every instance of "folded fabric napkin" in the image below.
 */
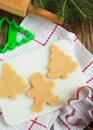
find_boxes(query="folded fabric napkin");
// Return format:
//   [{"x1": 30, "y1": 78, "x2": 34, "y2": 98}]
[{"x1": 0, "y1": 15, "x2": 93, "y2": 130}]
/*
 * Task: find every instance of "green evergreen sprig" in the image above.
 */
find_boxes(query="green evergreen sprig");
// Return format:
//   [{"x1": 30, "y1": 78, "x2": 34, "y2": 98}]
[{"x1": 33, "y1": 0, "x2": 93, "y2": 22}]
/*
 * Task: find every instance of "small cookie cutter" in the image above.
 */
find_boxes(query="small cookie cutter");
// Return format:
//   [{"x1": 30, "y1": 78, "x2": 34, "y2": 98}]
[{"x1": 0, "y1": 17, "x2": 35, "y2": 53}]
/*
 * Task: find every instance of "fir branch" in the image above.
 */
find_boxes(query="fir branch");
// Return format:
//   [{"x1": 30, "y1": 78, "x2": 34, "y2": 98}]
[
  {"x1": 34, "y1": 0, "x2": 47, "y2": 9},
  {"x1": 70, "y1": 0, "x2": 87, "y2": 18},
  {"x1": 34, "y1": 0, "x2": 93, "y2": 22}
]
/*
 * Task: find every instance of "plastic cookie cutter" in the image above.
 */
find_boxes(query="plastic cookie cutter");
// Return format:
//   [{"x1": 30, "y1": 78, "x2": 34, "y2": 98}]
[{"x1": 0, "y1": 17, "x2": 35, "y2": 53}]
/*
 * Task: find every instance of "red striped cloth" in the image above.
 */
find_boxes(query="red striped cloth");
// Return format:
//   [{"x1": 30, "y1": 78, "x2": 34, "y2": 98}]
[{"x1": 0, "y1": 15, "x2": 92, "y2": 130}]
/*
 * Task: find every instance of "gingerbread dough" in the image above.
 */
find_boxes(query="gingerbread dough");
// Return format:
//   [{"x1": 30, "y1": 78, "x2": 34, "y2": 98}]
[
  {"x1": 48, "y1": 44, "x2": 78, "y2": 78},
  {"x1": 0, "y1": 63, "x2": 30, "y2": 99},
  {"x1": 27, "y1": 72, "x2": 61, "y2": 112}
]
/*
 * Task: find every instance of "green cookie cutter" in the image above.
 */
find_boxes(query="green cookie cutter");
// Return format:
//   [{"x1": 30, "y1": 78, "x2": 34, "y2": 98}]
[{"x1": 0, "y1": 17, "x2": 35, "y2": 53}]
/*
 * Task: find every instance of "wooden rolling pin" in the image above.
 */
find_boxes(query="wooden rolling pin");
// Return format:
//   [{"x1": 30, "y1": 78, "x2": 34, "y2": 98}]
[{"x1": 0, "y1": 0, "x2": 63, "y2": 24}]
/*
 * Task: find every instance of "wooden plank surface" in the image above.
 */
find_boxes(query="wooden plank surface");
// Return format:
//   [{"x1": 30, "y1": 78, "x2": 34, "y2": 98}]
[
  {"x1": 63, "y1": 21, "x2": 93, "y2": 54},
  {"x1": 0, "y1": 9, "x2": 93, "y2": 130}
]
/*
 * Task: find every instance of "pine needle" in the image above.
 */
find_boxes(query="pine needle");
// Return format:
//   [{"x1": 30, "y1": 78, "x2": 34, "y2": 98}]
[{"x1": 62, "y1": 0, "x2": 67, "y2": 17}]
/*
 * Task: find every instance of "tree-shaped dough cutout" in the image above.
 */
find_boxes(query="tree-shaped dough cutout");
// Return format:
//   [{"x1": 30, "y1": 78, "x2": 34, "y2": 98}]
[
  {"x1": 27, "y1": 72, "x2": 61, "y2": 112},
  {"x1": 48, "y1": 44, "x2": 78, "y2": 78},
  {"x1": 0, "y1": 63, "x2": 30, "y2": 99}
]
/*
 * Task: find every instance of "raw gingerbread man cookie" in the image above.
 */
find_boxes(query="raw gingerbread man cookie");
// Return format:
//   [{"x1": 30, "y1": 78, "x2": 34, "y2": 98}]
[
  {"x1": 48, "y1": 44, "x2": 78, "y2": 78},
  {"x1": 27, "y1": 72, "x2": 61, "y2": 112}
]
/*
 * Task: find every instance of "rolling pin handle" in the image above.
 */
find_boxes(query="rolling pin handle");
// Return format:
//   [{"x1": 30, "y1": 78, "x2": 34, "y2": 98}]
[{"x1": 0, "y1": 0, "x2": 31, "y2": 17}]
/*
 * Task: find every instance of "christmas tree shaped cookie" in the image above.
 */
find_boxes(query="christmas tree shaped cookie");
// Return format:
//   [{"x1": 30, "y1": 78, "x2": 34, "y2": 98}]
[
  {"x1": 48, "y1": 44, "x2": 78, "y2": 78},
  {"x1": 0, "y1": 63, "x2": 30, "y2": 99},
  {"x1": 27, "y1": 72, "x2": 61, "y2": 112}
]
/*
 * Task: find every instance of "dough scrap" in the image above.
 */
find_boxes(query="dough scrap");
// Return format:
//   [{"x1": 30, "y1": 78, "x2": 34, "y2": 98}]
[
  {"x1": 27, "y1": 72, "x2": 61, "y2": 112},
  {"x1": 48, "y1": 44, "x2": 78, "y2": 78},
  {"x1": 0, "y1": 63, "x2": 30, "y2": 99}
]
